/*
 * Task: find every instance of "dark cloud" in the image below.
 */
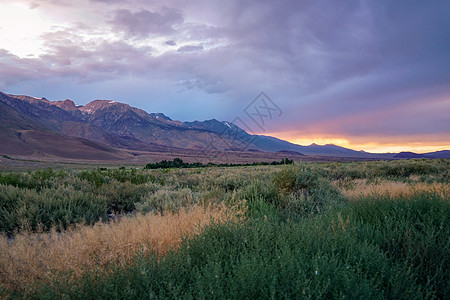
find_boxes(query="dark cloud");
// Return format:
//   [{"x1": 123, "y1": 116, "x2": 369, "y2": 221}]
[
  {"x1": 165, "y1": 40, "x2": 176, "y2": 46},
  {"x1": 177, "y1": 45, "x2": 203, "y2": 52},
  {"x1": 2, "y1": 0, "x2": 450, "y2": 150},
  {"x1": 110, "y1": 8, "x2": 183, "y2": 37}
]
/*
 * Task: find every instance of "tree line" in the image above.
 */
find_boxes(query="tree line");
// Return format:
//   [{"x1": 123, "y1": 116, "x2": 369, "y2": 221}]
[{"x1": 144, "y1": 157, "x2": 294, "y2": 169}]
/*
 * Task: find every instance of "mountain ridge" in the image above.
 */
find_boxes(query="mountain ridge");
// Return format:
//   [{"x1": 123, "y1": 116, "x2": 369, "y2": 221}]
[{"x1": 1, "y1": 91, "x2": 448, "y2": 160}]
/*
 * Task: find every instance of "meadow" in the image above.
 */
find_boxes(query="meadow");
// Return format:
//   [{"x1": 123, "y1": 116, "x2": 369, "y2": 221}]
[{"x1": 0, "y1": 159, "x2": 448, "y2": 299}]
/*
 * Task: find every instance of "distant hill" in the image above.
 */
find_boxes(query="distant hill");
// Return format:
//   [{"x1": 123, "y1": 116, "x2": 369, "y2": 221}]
[
  {"x1": 424, "y1": 150, "x2": 450, "y2": 159},
  {"x1": 0, "y1": 91, "x2": 447, "y2": 160},
  {"x1": 394, "y1": 150, "x2": 450, "y2": 159},
  {"x1": 394, "y1": 152, "x2": 429, "y2": 159}
]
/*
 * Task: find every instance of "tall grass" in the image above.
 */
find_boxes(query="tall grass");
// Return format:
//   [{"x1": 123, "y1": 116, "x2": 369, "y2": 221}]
[
  {"x1": 27, "y1": 192, "x2": 449, "y2": 299},
  {"x1": 320, "y1": 158, "x2": 449, "y2": 182},
  {"x1": 0, "y1": 160, "x2": 448, "y2": 298},
  {"x1": 337, "y1": 179, "x2": 449, "y2": 200},
  {"x1": 0, "y1": 204, "x2": 240, "y2": 295}
]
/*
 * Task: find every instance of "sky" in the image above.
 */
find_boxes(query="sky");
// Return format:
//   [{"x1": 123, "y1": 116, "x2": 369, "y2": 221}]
[{"x1": 0, "y1": 0, "x2": 449, "y2": 153}]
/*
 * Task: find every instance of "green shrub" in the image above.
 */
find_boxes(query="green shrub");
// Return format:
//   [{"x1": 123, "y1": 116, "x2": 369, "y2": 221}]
[
  {"x1": 271, "y1": 165, "x2": 345, "y2": 216},
  {"x1": 0, "y1": 173, "x2": 24, "y2": 188},
  {"x1": 347, "y1": 192, "x2": 450, "y2": 298},
  {"x1": 108, "y1": 168, "x2": 155, "y2": 185},
  {"x1": 271, "y1": 165, "x2": 298, "y2": 194},
  {"x1": 0, "y1": 185, "x2": 108, "y2": 234},
  {"x1": 0, "y1": 168, "x2": 65, "y2": 190},
  {"x1": 135, "y1": 188, "x2": 197, "y2": 215},
  {"x1": 98, "y1": 181, "x2": 153, "y2": 213},
  {"x1": 212, "y1": 172, "x2": 251, "y2": 193},
  {"x1": 236, "y1": 179, "x2": 279, "y2": 204},
  {"x1": 33, "y1": 194, "x2": 449, "y2": 299},
  {"x1": 320, "y1": 159, "x2": 449, "y2": 182},
  {"x1": 294, "y1": 165, "x2": 320, "y2": 189},
  {"x1": 79, "y1": 170, "x2": 108, "y2": 188}
]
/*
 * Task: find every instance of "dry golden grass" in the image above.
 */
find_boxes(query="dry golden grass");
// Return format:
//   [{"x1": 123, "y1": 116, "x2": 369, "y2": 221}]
[
  {"x1": 338, "y1": 179, "x2": 449, "y2": 200},
  {"x1": 0, "y1": 204, "x2": 242, "y2": 293}
]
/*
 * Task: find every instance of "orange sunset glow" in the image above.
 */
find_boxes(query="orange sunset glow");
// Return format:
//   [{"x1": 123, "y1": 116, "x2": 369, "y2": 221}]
[{"x1": 265, "y1": 133, "x2": 450, "y2": 154}]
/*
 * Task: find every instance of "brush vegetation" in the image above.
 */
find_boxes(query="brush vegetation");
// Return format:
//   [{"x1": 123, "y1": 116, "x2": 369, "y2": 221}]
[
  {"x1": 0, "y1": 159, "x2": 448, "y2": 298},
  {"x1": 144, "y1": 157, "x2": 294, "y2": 169}
]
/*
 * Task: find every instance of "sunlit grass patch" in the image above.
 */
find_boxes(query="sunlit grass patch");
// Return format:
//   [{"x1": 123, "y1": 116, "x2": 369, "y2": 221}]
[
  {"x1": 0, "y1": 204, "x2": 242, "y2": 294},
  {"x1": 336, "y1": 179, "x2": 449, "y2": 200}
]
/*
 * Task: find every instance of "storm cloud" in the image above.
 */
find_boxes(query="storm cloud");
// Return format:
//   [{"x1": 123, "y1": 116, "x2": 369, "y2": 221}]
[
  {"x1": 0, "y1": 0, "x2": 449, "y2": 152},
  {"x1": 111, "y1": 8, "x2": 184, "y2": 37}
]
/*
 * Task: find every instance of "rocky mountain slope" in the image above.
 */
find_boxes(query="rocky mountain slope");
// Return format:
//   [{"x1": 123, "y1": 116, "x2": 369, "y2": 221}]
[
  {"x1": 0, "y1": 93, "x2": 130, "y2": 160},
  {"x1": 1, "y1": 91, "x2": 448, "y2": 160}
]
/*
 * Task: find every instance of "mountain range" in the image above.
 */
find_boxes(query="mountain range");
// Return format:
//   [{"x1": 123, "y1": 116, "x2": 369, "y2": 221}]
[{"x1": 0, "y1": 91, "x2": 448, "y2": 161}]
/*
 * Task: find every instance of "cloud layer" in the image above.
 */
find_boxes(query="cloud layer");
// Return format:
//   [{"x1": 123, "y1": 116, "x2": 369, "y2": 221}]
[{"x1": 0, "y1": 0, "x2": 449, "y2": 152}]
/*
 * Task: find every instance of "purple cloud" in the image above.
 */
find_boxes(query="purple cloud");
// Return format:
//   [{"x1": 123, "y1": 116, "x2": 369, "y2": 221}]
[
  {"x1": 1, "y1": 0, "x2": 449, "y2": 150},
  {"x1": 165, "y1": 40, "x2": 176, "y2": 46},
  {"x1": 177, "y1": 45, "x2": 203, "y2": 52},
  {"x1": 110, "y1": 8, "x2": 183, "y2": 37}
]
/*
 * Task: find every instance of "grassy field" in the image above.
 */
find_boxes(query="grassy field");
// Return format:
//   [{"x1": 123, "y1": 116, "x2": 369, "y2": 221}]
[{"x1": 0, "y1": 159, "x2": 449, "y2": 299}]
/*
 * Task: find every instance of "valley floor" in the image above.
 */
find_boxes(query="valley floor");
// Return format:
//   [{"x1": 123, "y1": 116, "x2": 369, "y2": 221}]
[
  {"x1": 0, "y1": 159, "x2": 449, "y2": 299},
  {"x1": 0, "y1": 149, "x2": 376, "y2": 172}
]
